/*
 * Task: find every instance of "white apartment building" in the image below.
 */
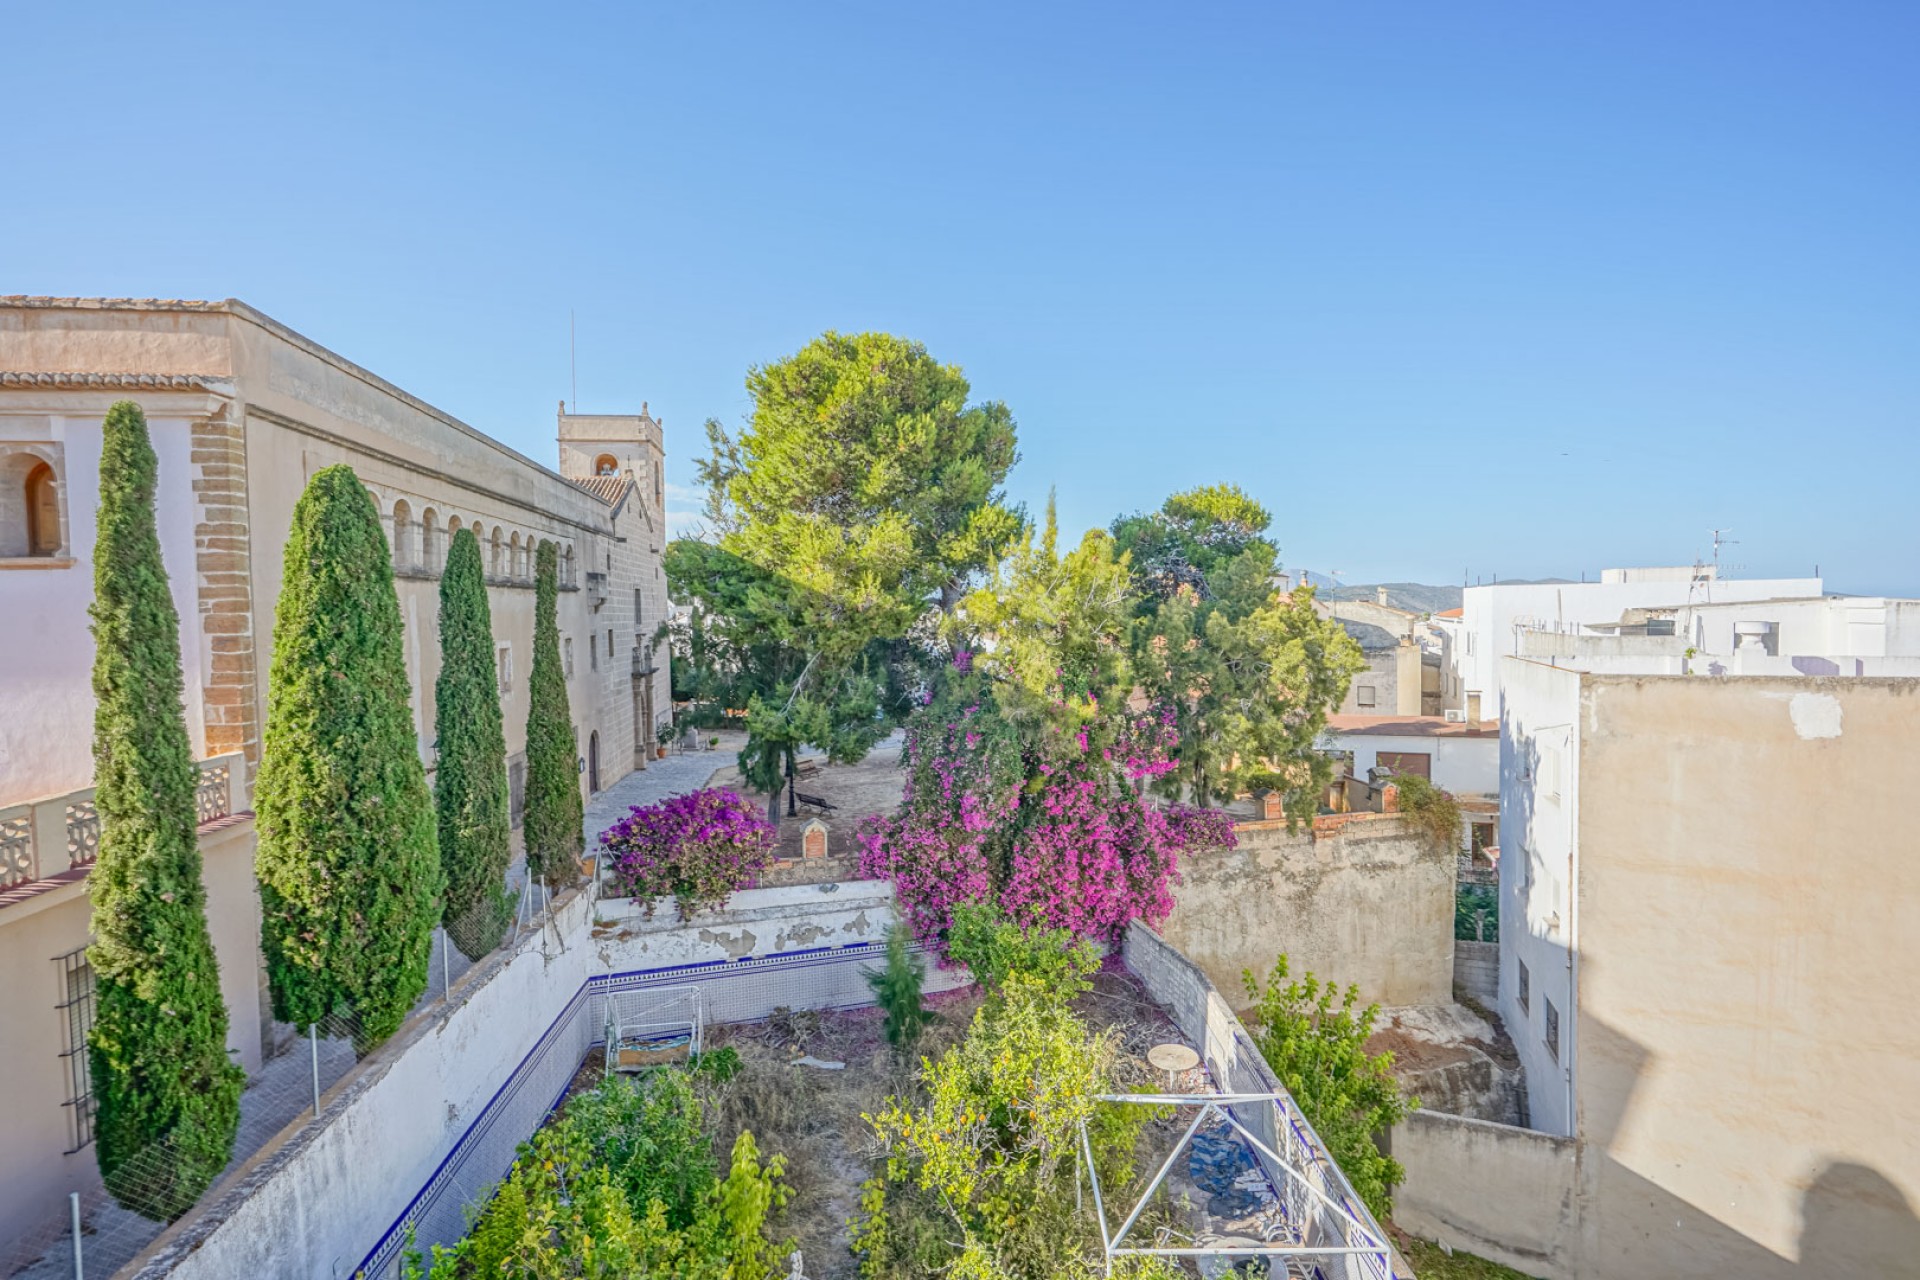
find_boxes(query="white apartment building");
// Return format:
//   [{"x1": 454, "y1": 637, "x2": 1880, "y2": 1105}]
[{"x1": 1453, "y1": 567, "x2": 1824, "y2": 720}]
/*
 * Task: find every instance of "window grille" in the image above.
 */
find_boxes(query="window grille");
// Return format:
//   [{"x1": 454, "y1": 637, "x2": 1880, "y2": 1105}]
[{"x1": 54, "y1": 944, "x2": 96, "y2": 1152}]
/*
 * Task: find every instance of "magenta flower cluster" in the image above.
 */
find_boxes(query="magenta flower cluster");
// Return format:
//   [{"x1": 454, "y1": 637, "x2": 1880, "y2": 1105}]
[
  {"x1": 860, "y1": 686, "x2": 1236, "y2": 953},
  {"x1": 598, "y1": 788, "x2": 776, "y2": 919}
]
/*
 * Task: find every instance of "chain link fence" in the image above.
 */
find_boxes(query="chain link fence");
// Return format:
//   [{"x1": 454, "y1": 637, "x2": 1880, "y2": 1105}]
[{"x1": 3, "y1": 884, "x2": 556, "y2": 1280}]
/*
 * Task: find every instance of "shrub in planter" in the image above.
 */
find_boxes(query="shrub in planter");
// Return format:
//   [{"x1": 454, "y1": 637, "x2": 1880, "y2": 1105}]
[{"x1": 599, "y1": 788, "x2": 776, "y2": 917}]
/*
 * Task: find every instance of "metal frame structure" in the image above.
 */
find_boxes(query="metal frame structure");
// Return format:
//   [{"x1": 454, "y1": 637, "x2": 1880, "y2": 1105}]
[
  {"x1": 603, "y1": 983, "x2": 703, "y2": 1075},
  {"x1": 1079, "y1": 1091, "x2": 1394, "y2": 1280}
]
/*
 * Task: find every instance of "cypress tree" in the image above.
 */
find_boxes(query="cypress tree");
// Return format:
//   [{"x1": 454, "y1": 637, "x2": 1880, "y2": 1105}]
[
  {"x1": 86, "y1": 400, "x2": 244, "y2": 1220},
  {"x1": 436, "y1": 526, "x2": 513, "y2": 959},
  {"x1": 255, "y1": 465, "x2": 441, "y2": 1052},
  {"x1": 523, "y1": 539, "x2": 583, "y2": 887}
]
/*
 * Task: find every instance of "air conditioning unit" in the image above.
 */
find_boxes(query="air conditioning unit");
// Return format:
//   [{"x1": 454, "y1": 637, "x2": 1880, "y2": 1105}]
[{"x1": 1443, "y1": 709, "x2": 1467, "y2": 723}]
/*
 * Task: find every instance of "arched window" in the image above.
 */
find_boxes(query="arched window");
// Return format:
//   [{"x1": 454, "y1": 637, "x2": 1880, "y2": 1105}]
[
  {"x1": 563, "y1": 546, "x2": 575, "y2": 587},
  {"x1": 594, "y1": 454, "x2": 619, "y2": 476},
  {"x1": 28, "y1": 462, "x2": 60, "y2": 556},
  {"x1": 421, "y1": 507, "x2": 440, "y2": 572},
  {"x1": 391, "y1": 498, "x2": 414, "y2": 569},
  {"x1": 490, "y1": 526, "x2": 504, "y2": 578},
  {"x1": 3, "y1": 453, "x2": 61, "y2": 558},
  {"x1": 447, "y1": 514, "x2": 464, "y2": 547},
  {"x1": 510, "y1": 532, "x2": 523, "y2": 581}
]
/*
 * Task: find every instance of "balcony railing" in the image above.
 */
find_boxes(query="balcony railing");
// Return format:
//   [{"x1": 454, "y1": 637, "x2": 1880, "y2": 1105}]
[{"x1": 0, "y1": 754, "x2": 246, "y2": 892}]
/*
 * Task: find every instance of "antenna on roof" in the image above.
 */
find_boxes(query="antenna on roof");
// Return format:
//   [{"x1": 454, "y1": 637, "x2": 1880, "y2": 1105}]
[
  {"x1": 569, "y1": 310, "x2": 577, "y2": 414},
  {"x1": 1711, "y1": 528, "x2": 1738, "y2": 578}
]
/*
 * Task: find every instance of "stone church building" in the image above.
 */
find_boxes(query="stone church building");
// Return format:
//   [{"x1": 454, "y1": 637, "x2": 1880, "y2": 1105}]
[{"x1": 0, "y1": 296, "x2": 671, "y2": 1250}]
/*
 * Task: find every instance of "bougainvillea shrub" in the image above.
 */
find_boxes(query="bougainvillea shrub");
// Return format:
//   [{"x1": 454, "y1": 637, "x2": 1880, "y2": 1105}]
[
  {"x1": 600, "y1": 789, "x2": 777, "y2": 918},
  {"x1": 857, "y1": 657, "x2": 1237, "y2": 956}
]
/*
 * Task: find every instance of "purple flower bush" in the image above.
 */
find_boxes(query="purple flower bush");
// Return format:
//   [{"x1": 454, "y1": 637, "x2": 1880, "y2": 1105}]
[
  {"x1": 859, "y1": 666, "x2": 1236, "y2": 954},
  {"x1": 598, "y1": 788, "x2": 776, "y2": 919}
]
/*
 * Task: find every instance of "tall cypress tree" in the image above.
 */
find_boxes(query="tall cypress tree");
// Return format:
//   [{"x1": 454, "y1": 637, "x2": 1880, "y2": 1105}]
[
  {"x1": 255, "y1": 465, "x2": 441, "y2": 1052},
  {"x1": 436, "y1": 526, "x2": 513, "y2": 959},
  {"x1": 86, "y1": 400, "x2": 244, "y2": 1220},
  {"x1": 523, "y1": 539, "x2": 583, "y2": 887}
]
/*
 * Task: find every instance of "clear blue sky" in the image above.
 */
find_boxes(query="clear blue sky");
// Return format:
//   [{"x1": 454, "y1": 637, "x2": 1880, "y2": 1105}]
[{"x1": 9, "y1": 3, "x2": 1917, "y2": 594}]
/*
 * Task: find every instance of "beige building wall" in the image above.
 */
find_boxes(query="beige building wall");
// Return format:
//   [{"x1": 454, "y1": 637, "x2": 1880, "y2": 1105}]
[
  {"x1": 0, "y1": 297, "x2": 671, "y2": 1252},
  {"x1": 1570, "y1": 674, "x2": 1920, "y2": 1279}
]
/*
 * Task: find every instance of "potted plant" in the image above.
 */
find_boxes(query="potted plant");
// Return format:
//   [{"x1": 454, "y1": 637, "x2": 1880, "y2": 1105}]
[{"x1": 708, "y1": 735, "x2": 720, "y2": 752}]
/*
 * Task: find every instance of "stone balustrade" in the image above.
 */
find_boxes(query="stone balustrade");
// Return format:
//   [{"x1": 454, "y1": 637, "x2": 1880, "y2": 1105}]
[{"x1": 0, "y1": 753, "x2": 246, "y2": 890}]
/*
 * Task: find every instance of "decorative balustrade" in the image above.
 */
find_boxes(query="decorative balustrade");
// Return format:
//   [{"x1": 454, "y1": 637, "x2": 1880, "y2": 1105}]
[{"x1": 0, "y1": 754, "x2": 246, "y2": 892}]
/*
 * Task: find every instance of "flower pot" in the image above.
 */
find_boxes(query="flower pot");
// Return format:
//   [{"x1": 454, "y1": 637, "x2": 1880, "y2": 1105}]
[{"x1": 656, "y1": 745, "x2": 668, "y2": 760}]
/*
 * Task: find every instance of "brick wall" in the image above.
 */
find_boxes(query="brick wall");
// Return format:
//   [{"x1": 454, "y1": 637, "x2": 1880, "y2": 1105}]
[{"x1": 191, "y1": 409, "x2": 260, "y2": 776}]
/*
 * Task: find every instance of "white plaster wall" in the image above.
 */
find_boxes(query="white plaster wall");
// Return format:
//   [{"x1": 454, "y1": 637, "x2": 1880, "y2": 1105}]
[
  {"x1": 0, "y1": 409, "x2": 207, "y2": 804},
  {"x1": 1675, "y1": 596, "x2": 1920, "y2": 660},
  {"x1": 591, "y1": 880, "x2": 907, "y2": 968},
  {"x1": 1498, "y1": 658, "x2": 1581, "y2": 1137},
  {"x1": 1322, "y1": 730, "x2": 1497, "y2": 795},
  {"x1": 1456, "y1": 577, "x2": 1823, "y2": 719}
]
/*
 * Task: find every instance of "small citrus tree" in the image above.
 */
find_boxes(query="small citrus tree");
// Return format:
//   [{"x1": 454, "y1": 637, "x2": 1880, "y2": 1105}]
[
  {"x1": 1242, "y1": 954, "x2": 1414, "y2": 1218},
  {"x1": 86, "y1": 400, "x2": 243, "y2": 1219},
  {"x1": 255, "y1": 465, "x2": 441, "y2": 1052},
  {"x1": 523, "y1": 539, "x2": 583, "y2": 887},
  {"x1": 435, "y1": 526, "x2": 514, "y2": 958}
]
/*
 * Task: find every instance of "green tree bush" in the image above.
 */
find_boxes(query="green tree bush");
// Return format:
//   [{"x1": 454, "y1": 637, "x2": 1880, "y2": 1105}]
[
  {"x1": 1113, "y1": 484, "x2": 1364, "y2": 813},
  {"x1": 407, "y1": 1071, "x2": 789, "y2": 1280},
  {"x1": 865, "y1": 925, "x2": 931, "y2": 1049},
  {"x1": 435, "y1": 526, "x2": 514, "y2": 959},
  {"x1": 1242, "y1": 954, "x2": 1414, "y2": 1219},
  {"x1": 255, "y1": 465, "x2": 441, "y2": 1052},
  {"x1": 946, "y1": 902, "x2": 1099, "y2": 1002},
  {"x1": 85, "y1": 400, "x2": 244, "y2": 1219},
  {"x1": 524, "y1": 539, "x2": 584, "y2": 887},
  {"x1": 1392, "y1": 773, "x2": 1465, "y2": 853}
]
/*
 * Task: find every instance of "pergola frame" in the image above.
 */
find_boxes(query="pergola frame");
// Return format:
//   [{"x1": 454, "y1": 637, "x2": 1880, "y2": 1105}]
[{"x1": 1077, "y1": 1091, "x2": 1393, "y2": 1278}]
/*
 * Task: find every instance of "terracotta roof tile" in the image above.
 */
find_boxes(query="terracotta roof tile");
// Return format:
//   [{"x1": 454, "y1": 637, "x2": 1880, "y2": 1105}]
[
  {"x1": 568, "y1": 474, "x2": 631, "y2": 504},
  {"x1": 1323, "y1": 715, "x2": 1496, "y2": 738},
  {"x1": 0, "y1": 371, "x2": 226, "y2": 389}
]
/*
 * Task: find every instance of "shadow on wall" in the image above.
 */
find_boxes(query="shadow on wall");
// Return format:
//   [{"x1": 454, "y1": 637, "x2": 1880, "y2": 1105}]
[{"x1": 1569, "y1": 974, "x2": 1920, "y2": 1279}]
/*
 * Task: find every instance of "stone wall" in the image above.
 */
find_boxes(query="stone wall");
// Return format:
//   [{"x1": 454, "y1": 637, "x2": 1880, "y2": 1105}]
[{"x1": 1158, "y1": 811, "x2": 1453, "y2": 1008}]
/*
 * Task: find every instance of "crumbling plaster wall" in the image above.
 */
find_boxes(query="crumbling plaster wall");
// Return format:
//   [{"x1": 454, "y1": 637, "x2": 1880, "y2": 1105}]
[{"x1": 1159, "y1": 812, "x2": 1453, "y2": 1007}]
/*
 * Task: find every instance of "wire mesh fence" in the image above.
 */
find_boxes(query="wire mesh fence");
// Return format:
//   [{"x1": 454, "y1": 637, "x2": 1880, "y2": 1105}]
[{"x1": 2, "y1": 879, "x2": 564, "y2": 1280}]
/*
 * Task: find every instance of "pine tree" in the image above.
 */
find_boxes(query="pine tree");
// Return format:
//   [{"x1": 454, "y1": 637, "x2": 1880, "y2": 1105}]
[
  {"x1": 865, "y1": 925, "x2": 931, "y2": 1049},
  {"x1": 523, "y1": 539, "x2": 583, "y2": 887},
  {"x1": 435, "y1": 526, "x2": 513, "y2": 959},
  {"x1": 255, "y1": 465, "x2": 441, "y2": 1052},
  {"x1": 86, "y1": 400, "x2": 244, "y2": 1220}
]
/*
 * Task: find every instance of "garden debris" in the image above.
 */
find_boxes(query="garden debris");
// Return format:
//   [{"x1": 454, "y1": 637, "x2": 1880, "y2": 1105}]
[{"x1": 790, "y1": 1054, "x2": 845, "y2": 1070}]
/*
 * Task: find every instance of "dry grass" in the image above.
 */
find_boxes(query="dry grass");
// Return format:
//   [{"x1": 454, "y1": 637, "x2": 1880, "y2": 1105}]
[{"x1": 694, "y1": 991, "x2": 982, "y2": 1279}]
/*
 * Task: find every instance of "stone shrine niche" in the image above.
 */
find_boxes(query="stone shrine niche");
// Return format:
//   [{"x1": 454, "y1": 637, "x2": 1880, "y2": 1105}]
[{"x1": 802, "y1": 820, "x2": 829, "y2": 861}]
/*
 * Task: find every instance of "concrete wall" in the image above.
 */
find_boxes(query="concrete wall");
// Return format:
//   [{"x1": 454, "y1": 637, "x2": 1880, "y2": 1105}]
[
  {"x1": 1568, "y1": 674, "x2": 1920, "y2": 1280},
  {"x1": 1159, "y1": 812, "x2": 1453, "y2": 1008},
  {"x1": 1454, "y1": 940, "x2": 1497, "y2": 1005},
  {"x1": 1391, "y1": 1110, "x2": 1578, "y2": 1279}
]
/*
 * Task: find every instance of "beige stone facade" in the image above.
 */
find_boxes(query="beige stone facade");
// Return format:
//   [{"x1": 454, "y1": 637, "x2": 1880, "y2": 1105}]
[{"x1": 0, "y1": 297, "x2": 671, "y2": 1249}]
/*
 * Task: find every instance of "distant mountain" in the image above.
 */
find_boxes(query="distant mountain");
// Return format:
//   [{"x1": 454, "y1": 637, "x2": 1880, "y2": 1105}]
[{"x1": 1316, "y1": 581, "x2": 1464, "y2": 615}]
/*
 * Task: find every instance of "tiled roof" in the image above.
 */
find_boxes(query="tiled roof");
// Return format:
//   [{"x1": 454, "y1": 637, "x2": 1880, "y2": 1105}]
[
  {"x1": 568, "y1": 474, "x2": 631, "y2": 504},
  {"x1": 0, "y1": 371, "x2": 226, "y2": 389},
  {"x1": 1435, "y1": 607, "x2": 1463, "y2": 618},
  {"x1": 1324, "y1": 715, "x2": 1496, "y2": 738},
  {"x1": 0, "y1": 295, "x2": 224, "y2": 310}
]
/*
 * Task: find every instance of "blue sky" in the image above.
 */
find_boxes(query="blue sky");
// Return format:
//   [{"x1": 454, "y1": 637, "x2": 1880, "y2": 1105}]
[{"x1": 8, "y1": 2, "x2": 1916, "y2": 594}]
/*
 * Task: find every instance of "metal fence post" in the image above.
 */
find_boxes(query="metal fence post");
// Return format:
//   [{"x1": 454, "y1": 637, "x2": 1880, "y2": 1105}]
[
  {"x1": 69, "y1": 1191, "x2": 82, "y2": 1280},
  {"x1": 442, "y1": 928, "x2": 451, "y2": 1001},
  {"x1": 310, "y1": 1025, "x2": 321, "y2": 1118}
]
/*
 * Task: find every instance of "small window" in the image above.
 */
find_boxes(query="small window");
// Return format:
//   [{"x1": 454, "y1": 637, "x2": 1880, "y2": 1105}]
[
  {"x1": 497, "y1": 644, "x2": 513, "y2": 694},
  {"x1": 420, "y1": 508, "x2": 440, "y2": 572},
  {"x1": 590, "y1": 634, "x2": 598, "y2": 671},
  {"x1": 1517, "y1": 959, "x2": 1531, "y2": 1014},
  {"x1": 391, "y1": 499, "x2": 414, "y2": 570},
  {"x1": 1544, "y1": 997, "x2": 1560, "y2": 1062},
  {"x1": 606, "y1": 628, "x2": 614, "y2": 659},
  {"x1": 1356, "y1": 685, "x2": 1377, "y2": 708},
  {"x1": 55, "y1": 946, "x2": 97, "y2": 1152},
  {"x1": 490, "y1": 527, "x2": 504, "y2": 577},
  {"x1": 564, "y1": 638, "x2": 574, "y2": 678},
  {"x1": 3, "y1": 452, "x2": 63, "y2": 558},
  {"x1": 633, "y1": 588, "x2": 644, "y2": 631},
  {"x1": 595, "y1": 454, "x2": 619, "y2": 476}
]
